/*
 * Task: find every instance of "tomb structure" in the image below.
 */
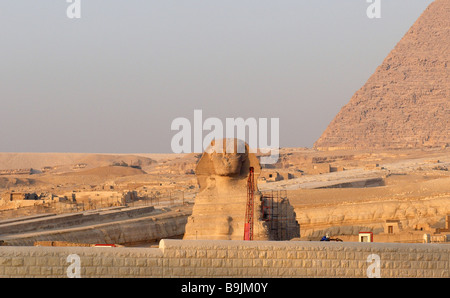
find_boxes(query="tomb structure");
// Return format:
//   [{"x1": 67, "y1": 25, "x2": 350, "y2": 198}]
[{"x1": 314, "y1": 0, "x2": 450, "y2": 150}]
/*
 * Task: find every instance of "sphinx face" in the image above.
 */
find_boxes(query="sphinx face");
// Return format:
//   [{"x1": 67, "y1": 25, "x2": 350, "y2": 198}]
[{"x1": 210, "y1": 152, "x2": 245, "y2": 176}]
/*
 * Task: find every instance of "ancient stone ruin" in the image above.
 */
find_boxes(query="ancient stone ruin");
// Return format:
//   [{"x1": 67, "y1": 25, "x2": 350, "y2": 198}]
[
  {"x1": 314, "y1": 0, "x2": 449, "y2": 150},
  {"x1": 183, "y1": 138, "x2": 299, "y2": 240}
]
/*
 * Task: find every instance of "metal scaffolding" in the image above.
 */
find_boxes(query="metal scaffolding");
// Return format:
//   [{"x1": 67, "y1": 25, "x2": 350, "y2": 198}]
[
  {"x1": 260, "y1": 190, "x2": 298, "y2": 241},
  {"x1": 244, "y1": 167, "x2": 255, "y2": 240}
]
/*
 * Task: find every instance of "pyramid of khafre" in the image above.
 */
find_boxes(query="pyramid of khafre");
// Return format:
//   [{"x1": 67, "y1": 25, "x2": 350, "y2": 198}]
[{"x1": 314, "y1": 0, "x2": 449, "y2": 150}]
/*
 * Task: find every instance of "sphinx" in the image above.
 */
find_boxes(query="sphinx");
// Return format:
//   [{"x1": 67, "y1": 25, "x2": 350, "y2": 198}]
[{"x1": 183, "y1": 138, "x2": 270, "y2": 240}]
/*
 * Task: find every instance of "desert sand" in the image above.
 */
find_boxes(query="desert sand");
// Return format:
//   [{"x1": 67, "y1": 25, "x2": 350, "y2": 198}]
[{"x1": 0, "y1": 146, "x2": 448, "y2": 246}]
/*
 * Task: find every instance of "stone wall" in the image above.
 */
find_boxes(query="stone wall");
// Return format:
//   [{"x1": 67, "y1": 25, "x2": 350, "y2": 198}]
[
  {"x1": 0, "y1": 240, "x2": 448, "y2": 278},
  {"x1": 296, "y1": 196, "x2": 450, "y2": 239},
  {"x1": 0, "y1": 206, "x2": 190, "y2": 247}
]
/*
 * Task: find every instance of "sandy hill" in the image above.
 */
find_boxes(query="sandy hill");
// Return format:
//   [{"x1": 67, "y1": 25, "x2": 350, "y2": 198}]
[
  {"x1": 65, "y1": 166, "x2": 147, "y2": 178},
  {"x1": 0, "y1": 153, "x2": 156, "y2": 172}
]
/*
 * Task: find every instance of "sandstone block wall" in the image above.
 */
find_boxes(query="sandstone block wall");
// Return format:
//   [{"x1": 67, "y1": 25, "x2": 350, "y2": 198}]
[
  {"x1": 1, "y1": 209, "x2": 190, "y2": 247},
  {"x1": 0, "y1": 240, "x2": 448, "y2": 278}
]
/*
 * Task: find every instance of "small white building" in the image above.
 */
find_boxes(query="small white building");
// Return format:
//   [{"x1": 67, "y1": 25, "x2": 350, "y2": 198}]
[{"x1": 358, "y1": 232, "x2": 373, "y2": 242}]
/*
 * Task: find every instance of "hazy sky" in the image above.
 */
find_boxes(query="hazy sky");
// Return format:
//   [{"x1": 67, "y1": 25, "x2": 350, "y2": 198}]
[{"x1": 0, "y1": 0, "x2": 434, "y2": 153}]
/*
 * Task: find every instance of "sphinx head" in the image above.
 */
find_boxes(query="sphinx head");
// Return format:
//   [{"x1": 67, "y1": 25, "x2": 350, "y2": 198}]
[
  {"x1": 207, "y1": 139, "x2": 247, "y2": 177},
  {"x1": 195, "y1": 138, "x2": 261, "y2": 191}
]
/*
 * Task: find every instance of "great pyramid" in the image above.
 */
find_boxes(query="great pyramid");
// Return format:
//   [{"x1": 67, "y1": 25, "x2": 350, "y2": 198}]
[{"x1": 314, "y1": 0, "x2": 449, "y2": 150}]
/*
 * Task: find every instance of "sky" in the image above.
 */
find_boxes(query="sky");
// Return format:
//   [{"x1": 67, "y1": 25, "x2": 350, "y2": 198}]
[{"x1": 0, "y1": 0, "x2": 434, "y2": 153}]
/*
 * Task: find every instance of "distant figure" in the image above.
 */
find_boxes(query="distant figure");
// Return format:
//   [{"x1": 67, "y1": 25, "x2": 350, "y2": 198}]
[
  {"x1": 320, "y1": 234, "x2": 343, "y2": 242},
  {"x1": 320, "y1": 234, "x2": 330, "y2": 241}
]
